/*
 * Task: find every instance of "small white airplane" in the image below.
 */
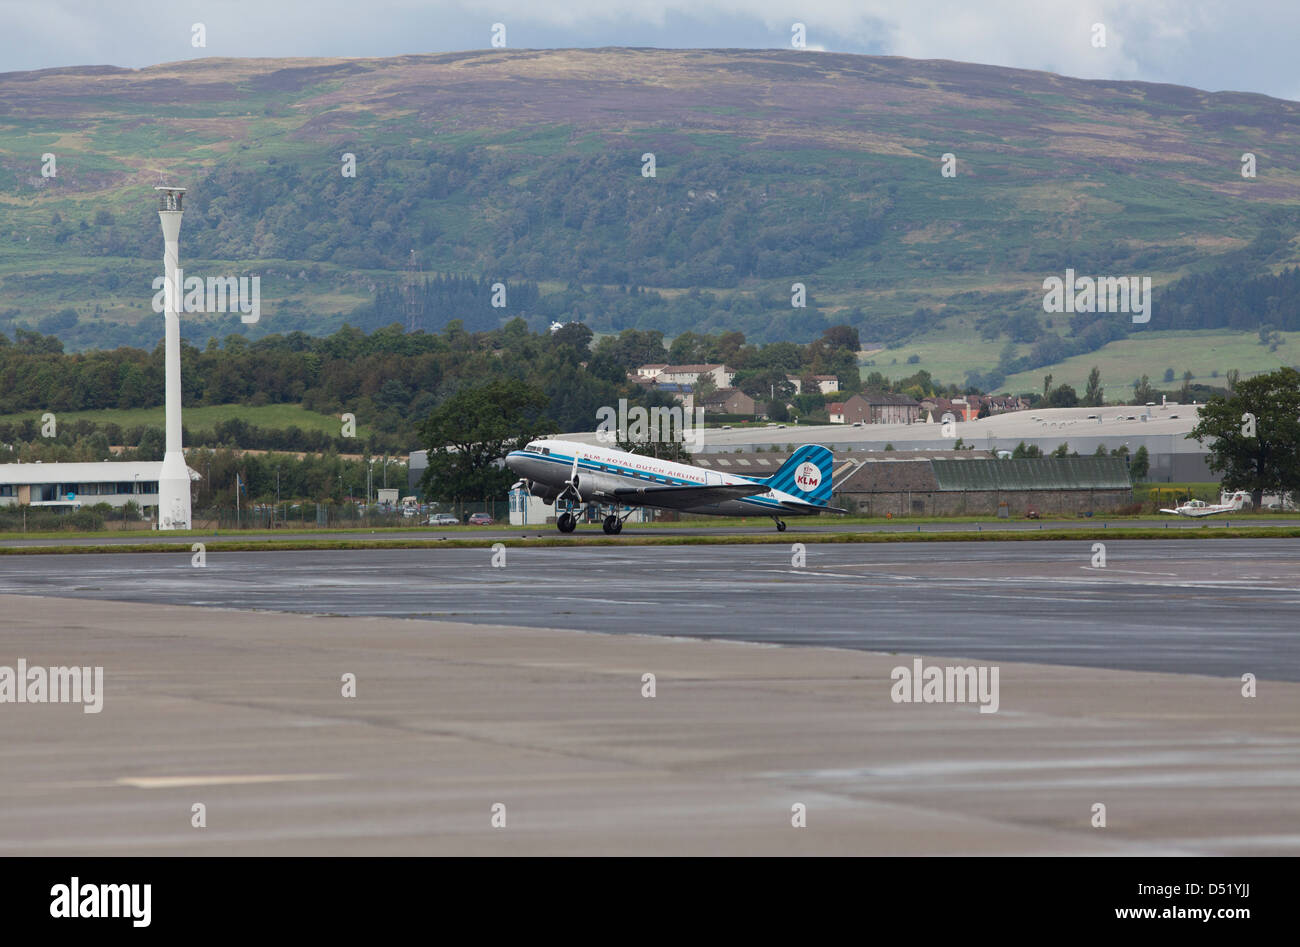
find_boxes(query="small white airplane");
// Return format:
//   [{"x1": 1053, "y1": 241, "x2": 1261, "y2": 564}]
[
  {"x1": 505, "y1": 438, "x2": 845, "y2": 533},
  {"x1": 1159, "y1": 490, "x2": 1249, "y2": 517}
]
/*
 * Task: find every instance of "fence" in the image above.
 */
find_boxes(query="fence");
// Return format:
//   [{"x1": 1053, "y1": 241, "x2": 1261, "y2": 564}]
[
  {"x1": 194, "y1": 500, "x2": 513, "y2": 530},
  {"x1": 0, "y1": 500, "x2": 516, "y2": 533}
]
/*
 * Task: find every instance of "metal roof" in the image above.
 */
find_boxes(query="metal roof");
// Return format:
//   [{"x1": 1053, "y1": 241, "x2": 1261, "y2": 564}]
[
  {"x1": 0, "y1": 461, "x2": 199, "y2": 485},
  {"x1": 930, "y1": 456, "x2": 1132, "y2": 491}
]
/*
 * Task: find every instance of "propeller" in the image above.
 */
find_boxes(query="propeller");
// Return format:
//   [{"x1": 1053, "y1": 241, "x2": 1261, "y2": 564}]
[{"x1": 564, "y1": 454, "x2": 582, "y2": 498}]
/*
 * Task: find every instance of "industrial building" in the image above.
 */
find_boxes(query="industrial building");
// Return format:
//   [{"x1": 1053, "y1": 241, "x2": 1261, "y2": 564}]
[
  {"x1": 833, "y1": 454, "x2": 1134, "y2": 516},
  {"x1": 562, "y1": 403, "x2": 1213, "y2": 482},
  {"x1": 0, "y1": 461, "x2": 196, "y2": 512}
]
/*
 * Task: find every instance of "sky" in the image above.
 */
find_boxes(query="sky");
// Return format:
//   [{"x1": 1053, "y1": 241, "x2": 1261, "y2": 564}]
[{"x1": 2, "y1": 0, "x2": 1297, "y2": 101}]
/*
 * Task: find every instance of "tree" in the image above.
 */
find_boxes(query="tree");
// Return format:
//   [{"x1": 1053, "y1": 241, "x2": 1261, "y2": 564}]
[
  {"x1": 550, "y1": 322, "x2": 593, "y2": 352},
  {"x1": 1133, "y1": 374, "x2": 1157, "y2": 404},
  {"x1": 1084, "y1": 366, "x2": 1103, "y2": 407},
  {"x1": 1042, "y1": 374, "x2": 1053, "y2": 398},
  {"x1": 821, "y1": 325, "x2": 860, "y2": 352},
  {"x1": 1011, "y1": 441, "x2": 1043, "y2": 459},
  {"x1": 1050, "y1": 442, "x2": 1070, "y2": 457},
  {"x1": 1045, "y1": 384, "x2": 1079, "y2": 408},
  {"x1": 1131, "y1": 445, "x2": 1150, "y2": 480},
  {"x1": 1188, "y1": 367, "x2": 1300, "y2": 509},
  {"x1": 417, "y1": 380, "x2": 551, "y2": 502},
  {"x1": 767, "y1": 399, "x2": 790, "y2": 422}
]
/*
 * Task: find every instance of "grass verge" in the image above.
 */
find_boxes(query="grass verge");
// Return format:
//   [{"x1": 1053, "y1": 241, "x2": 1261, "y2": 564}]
[{"x1": 3, "y1": 526, "x2": 1298, "y2": 554}]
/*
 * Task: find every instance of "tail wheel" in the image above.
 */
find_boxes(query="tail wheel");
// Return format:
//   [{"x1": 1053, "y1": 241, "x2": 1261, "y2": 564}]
[{"x1": 557, "y1": 512, "x2": 577, "y2": 533}]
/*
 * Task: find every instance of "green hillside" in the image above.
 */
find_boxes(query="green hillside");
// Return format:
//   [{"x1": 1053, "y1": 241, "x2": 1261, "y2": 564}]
[
  {"x1": 3, "y1": 49, "x2": 1300, "y2": 389},
  {"x1": 872, "y1": 329, "x2": 1300, "y2": 395}
]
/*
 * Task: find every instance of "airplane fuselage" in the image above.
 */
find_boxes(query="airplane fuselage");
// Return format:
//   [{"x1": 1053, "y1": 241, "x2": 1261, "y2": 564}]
[{"x1": 505, "y1": 438, "x2": 823, "y2": 518}]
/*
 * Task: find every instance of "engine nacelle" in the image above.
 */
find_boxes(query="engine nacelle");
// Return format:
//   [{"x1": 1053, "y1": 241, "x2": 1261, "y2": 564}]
[{"x1": 527, "y1": 480, "x2": 560, "y2": 504}]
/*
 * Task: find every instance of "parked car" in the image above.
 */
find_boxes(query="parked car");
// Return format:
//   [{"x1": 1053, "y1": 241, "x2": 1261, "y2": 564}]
[
  {"x1": 1025, "y1": 508, "x2": 1041, "y2": 520},
  {"x1": 467, "y1": 512, "x2": 494, "y2": 526},
  {"x1": 426, "y1": 513, "x2": 458, "y2": 526}
]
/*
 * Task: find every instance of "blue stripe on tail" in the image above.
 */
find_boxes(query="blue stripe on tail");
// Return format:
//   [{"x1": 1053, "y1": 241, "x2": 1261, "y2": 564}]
[{"x1": 764, "y1": 445, "x2": 834, "y2": 504}]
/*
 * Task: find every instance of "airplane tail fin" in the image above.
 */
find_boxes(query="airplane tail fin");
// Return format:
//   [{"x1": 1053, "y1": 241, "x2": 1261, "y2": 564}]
[{"x1": 766, "y1": 444, "x2": 835, "y2": 505}]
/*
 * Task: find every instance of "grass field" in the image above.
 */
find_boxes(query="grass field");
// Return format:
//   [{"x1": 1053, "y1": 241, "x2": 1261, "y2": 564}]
[
  {"x1": 862, "y1": 337, "x2": 1021, "y2": 386},
  {"x1": 0, "y1": 403, "x2": 355, "y2": 437},
  {"x1": 1002, "y1": 330, "x2": 1300, "y2": 393},
  {"x1": 868, "y1": 329, "x2": 1300, "y2": 394},
  {"x1": 4, "y1": 526, "x2": 1299, "y2": 554}
]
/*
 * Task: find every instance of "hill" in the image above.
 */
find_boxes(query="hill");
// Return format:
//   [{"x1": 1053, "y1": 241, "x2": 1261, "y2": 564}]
[{"x1": 3, "y1": 48, "x2": 1300, "y2": 385}]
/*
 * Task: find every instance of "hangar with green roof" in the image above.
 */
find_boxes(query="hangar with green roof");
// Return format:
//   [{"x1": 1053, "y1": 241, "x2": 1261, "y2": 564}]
[{"x1": 833, "y1": 454, "x2": 1134, "y2": 517}]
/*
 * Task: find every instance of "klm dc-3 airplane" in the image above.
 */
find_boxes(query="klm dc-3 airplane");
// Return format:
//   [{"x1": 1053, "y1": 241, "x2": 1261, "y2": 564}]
[{"x1": 505, "y1": 439, "x2": 845, "y2": 534}]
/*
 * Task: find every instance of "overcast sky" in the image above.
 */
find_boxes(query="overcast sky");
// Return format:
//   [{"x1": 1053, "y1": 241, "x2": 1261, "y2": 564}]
[{"x1": 3, "y1": 0, "x2": 1297, "y2": 101}]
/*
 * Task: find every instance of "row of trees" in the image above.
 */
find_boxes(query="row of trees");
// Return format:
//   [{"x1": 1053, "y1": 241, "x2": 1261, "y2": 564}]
[{"x1": 0, "y1": 320, "x2": 869, "y2": 440}]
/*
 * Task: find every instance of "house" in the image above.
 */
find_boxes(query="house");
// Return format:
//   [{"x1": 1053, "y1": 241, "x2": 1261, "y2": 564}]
[
  {"x1": 652, "y1": 382, "x2": 695, "y2": 412},
  {"x1": 811, "y1": 375, "x2": 839, "y2": 395},
  {"x1": 784, "y1": 375, "x2": 803, "y2": 395},
  {"x1": 827, "y1": 402, "x2": 846, "y2": 424},
  {"x1": 635, "y1": 364, "x2": 668, "y2": 380},
  {"x1": 984, "y1": 396, "x2": 1030, "y2": 415},
  {"x1": 841, "y1": 391, "x2": 922, "y2": 424},
  {"x1": 921, "y1": 396, "x2": 979, "y2": 423},
  {"x1": 701, "y1": 388, "x2": 757, "y2": 417},
  {"x1": 654, "y1": 364, "x2": 736, "y2": 389}
]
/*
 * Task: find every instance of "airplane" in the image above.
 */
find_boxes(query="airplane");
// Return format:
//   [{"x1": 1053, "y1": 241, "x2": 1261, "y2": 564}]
[
  {"x1": 505, "y1": 438, "x2": 846, "y2": 533},
  {"x1": 1159, "y1": 490, "x2": 1249, "y2": 517}
]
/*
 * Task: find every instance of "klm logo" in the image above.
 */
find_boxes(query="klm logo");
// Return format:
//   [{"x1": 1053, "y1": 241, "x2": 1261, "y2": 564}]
[{"x1": 793, "y1": 462, "x2": 822, "y2": 491}]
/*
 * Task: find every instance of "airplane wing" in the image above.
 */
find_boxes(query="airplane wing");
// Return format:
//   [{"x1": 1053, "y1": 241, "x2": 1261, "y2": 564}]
[{"x1": 612, "y1": 482, "x2": 768, "y2": 509}]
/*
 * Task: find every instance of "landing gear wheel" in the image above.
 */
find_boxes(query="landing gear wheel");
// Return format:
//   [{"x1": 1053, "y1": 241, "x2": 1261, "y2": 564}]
[
  {"x1": 602, "y1": 514, "x2": 620, "y2": 535},
  {"x1": 775, "y1": 519, "x2": 787, "y2": 532},
  {"x1": 557, "y1": 512, "x2": 577, "y2": 533}
]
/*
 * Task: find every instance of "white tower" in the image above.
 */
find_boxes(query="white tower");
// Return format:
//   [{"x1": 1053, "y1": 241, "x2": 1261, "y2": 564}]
[{"x1": 156, "y1": 186, "x2": 191, "y2": 530}]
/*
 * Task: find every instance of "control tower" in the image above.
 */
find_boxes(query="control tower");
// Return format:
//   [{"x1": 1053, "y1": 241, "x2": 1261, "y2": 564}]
[{"x1": 155, "y1": 186, "x2": 191, "y2": 530}]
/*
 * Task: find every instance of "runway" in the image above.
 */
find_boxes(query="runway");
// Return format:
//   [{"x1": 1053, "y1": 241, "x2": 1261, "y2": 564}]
[
  {"x1": 1, "y1": 538, "x2": 1297, "y2": 679},
  {"x1": 2, "y1": 594, "x2": 1298, "y2": 855},
  {"x1": 3, "y1": 538, "x2": 1298, "y2": 855}
]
